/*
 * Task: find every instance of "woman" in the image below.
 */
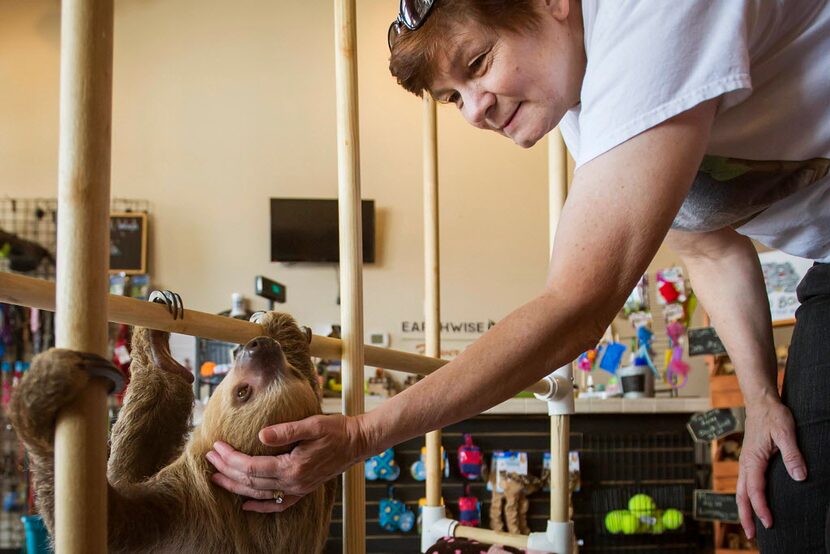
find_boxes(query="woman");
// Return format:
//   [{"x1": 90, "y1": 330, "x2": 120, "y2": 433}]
[{"x1": 206, "y1": 1, "x2": 830, "y2": 551}]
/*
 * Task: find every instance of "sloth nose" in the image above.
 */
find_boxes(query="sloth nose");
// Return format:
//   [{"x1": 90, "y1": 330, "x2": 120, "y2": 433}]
[{"x1": 244, "y1": 336, "x2": 280, "y2": 356}]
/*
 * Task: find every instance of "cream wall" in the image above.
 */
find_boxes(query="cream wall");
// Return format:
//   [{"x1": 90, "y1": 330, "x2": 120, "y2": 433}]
[{"x1": 0, "y1": 0, "x2": 712, "y2": 397}]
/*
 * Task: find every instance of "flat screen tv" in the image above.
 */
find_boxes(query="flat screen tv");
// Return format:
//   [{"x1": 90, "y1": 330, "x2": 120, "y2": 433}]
[{"x1": 270, "y1": 198, "x2": 375, "y2": 263}]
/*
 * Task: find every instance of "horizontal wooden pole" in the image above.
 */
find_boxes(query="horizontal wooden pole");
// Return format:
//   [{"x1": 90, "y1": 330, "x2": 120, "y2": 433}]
[
  {"x1": 0, "y1": 272, "x2": 551, "y2": 395},
  {"x1": 454, "y1": 525, "x2": 529, "y2": 550}
]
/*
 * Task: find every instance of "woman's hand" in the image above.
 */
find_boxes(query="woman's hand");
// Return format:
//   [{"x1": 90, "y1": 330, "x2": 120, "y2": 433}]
[
  {"x1": 736, "y1": 396, "x2": 806, "y2": 539},
  {"x1": 206, "y1": 413, "x2": 372, "y2": 513}
]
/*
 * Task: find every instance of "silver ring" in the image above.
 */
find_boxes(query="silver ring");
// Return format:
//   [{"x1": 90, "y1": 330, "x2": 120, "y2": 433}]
[{"x1": 273, "y1": 490, "x2": 285, "y2": 504}]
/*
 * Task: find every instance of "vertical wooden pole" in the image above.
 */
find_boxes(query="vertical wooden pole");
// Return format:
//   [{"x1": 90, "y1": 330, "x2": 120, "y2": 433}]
[
  {"x1": 548, "y1": 129, "x2": 571, "y2": 525},
  {"x1": 53, "y1": 0, "x2": 113, "y2": 552},
  {"x1": 550, "y1": 415, "x2": 570, "y2": 523},
  {"x1": 333, "y1": 1, "x2": 366, "y2": 552},
  {"x1": 423, "y1": 96, "x2": 443, "y2": 508},
  {"x1": 547, "y1": 127, "x2": 569, "y2": 254}
]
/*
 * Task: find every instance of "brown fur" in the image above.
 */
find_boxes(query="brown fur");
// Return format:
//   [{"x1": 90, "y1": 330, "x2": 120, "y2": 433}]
[{"x1": 10, "y1": 311, "x2": 336, "y2": 554}]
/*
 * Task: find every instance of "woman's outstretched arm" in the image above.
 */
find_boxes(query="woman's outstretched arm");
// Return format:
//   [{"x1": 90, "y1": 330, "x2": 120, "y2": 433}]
[{"x1": 206, "y1": 99, "x2": 717, "y2": 513}]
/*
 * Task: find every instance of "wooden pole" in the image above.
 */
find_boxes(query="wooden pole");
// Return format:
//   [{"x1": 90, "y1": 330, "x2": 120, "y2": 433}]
[
  {"x1": 548, "y1": 129, "x2": 572, "y2": 525},
  {"x1": 333, "y1": 0, "x2": 365, "y2": 551},
  {"x1": 548, "y1": 127, "x2": 569, "y2": 254},
  {"x1": 550, "y1": 415, "x2": 570, "y2": 523},
  {"x1": 455, "y1": 526, "x2": 529, "y2": 550},
  {"x1": 53, "y1": 0, "x2": 113, "y2": 551},
  {"x1": 0, "y1": 272, "x2": 553, "y2": 395},
  {"x1": 423, "y1": 96, "x2": 443, "y2": 508}
]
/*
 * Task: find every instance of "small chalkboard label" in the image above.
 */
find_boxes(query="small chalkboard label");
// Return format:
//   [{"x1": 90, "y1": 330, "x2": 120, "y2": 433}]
[
  {"x1": 688, "y1": 327, "x2": 726, "y2": 356},
  {"x1": 693, "y1": 490, "x2": 740, "y2": 523},
  {"x1": 109, "y1": 212, "x2": 147, "y2": 274},
  {"x1": 687, "y1": 408, "x2": 740, "y2": 443}
]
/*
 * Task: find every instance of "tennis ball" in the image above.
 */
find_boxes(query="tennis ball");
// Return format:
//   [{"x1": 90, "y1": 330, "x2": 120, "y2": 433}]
[
  {"x1": 628, "y1": 494, "x2": 655, "y2": 516},
  {"x1": 662, "y1": 508, "x2": 684, "y2": 530},
  {"x1": 620, "y1": 512, "x2": 639, "y2": 535},
  {"x1": 604, "y1": 510, "x2": 628, "y2": 534}
]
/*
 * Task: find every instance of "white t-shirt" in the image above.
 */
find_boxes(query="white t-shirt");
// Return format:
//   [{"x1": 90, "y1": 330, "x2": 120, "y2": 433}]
[{"x1": 559, "y1": 0, "x2": 830, "y2": 262}]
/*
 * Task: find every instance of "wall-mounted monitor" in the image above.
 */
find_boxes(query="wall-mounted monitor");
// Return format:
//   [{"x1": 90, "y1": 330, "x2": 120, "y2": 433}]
[{"x1": 270, "y1": 198, "x2": 375, "y2": 263}]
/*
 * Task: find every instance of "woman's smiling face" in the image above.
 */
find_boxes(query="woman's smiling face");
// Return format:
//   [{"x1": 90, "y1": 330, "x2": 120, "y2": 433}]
[{"x1": 428, "y1": 0, "x2": 585, "y2": 148}]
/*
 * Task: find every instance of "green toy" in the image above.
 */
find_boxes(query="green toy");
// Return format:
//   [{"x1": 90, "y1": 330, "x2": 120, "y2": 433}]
[
  {"x1": 604, "y1": 510, "x2": 628, "y2": 534},
  {"x1": 620, "y1": 512, "x2": 639, "y2": 535},
  {"x1": 628, "y1": 493, "x2": 655, "y2": 516},
  {"x1": 662, "y1": 508, "x2": 684, "y2": 530},
  {"x1": 605, "y1": 495, "x2": 682, "y2": 535}
]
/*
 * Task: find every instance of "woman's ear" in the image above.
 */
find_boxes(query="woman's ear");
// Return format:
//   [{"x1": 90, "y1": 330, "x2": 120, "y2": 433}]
[{"x1": 543, "y1": 0, "x2": 571, "y2": 21}]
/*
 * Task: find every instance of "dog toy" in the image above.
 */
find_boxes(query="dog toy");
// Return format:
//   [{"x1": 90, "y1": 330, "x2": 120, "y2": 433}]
[
  {"x1": 379, "y1": 486, "x2": 415, "y2": 533},
  {"x1": 662, "y1": 508, "x2": 684, "y2": 530},
  {"x1": 665, "y1": 321, "x2": 691, "y2": 388},
  {"x1": 628, "y1": 493, "x2": 655, "y2": 516},
  {"x1": 365, "y1": 448, "x2": 400, "y2": 481},
  {"x1": 489, "y1": 472, "x2": 542, "y2": 535},
  {"x1": 458, "y1": 485, "x2": 481, "y2": 527},
  {"x1": 604, "y1": 495, "x2": 683, "y2": 535},
  {"x1": 577, "y1": 348, "x2": 597, "y2": 371},
  {"x1": 457, "y1": 434, "x2": 483, "y2": 480},
  {"x1": 598, "y1": 342, "x2": 626, "y2": 374}
]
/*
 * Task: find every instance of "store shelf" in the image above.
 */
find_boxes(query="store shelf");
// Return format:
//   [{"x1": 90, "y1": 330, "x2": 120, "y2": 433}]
[{"x1": 322, "y1": 395, "x2": 710, "y2": 415}]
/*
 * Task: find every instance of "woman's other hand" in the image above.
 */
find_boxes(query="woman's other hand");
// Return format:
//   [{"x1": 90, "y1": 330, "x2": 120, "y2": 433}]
[
  {"x1": 206, "y1": 413, "x2": 372, "y2": 513},
  {"x1": 737, "y1": 396, "x2": 806, "y2": 539}
]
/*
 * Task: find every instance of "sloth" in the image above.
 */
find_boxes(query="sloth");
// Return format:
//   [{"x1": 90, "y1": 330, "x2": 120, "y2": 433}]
[{"x1": 10, "y1": 296, "x2": 335, "y2": 554}]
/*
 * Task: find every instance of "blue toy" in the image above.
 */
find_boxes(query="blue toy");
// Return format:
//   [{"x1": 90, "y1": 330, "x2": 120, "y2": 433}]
[
  {"x1": 379, "y1": 487, "x2": 415, "y2": 533},
  {"x1": 598, "y1": 342, "x2": 626, "y2": 374},
  {"x1": 365, "y1": 448, "x2": 400, "y2": 481}
]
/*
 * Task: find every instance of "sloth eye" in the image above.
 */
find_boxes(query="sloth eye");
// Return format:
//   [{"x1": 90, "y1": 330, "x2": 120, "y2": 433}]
[{"x1": 235, "y1": 384, "x2": 251, "y2": 402}]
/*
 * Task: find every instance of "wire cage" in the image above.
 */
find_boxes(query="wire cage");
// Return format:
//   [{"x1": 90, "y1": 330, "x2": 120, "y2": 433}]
[
  {"x1": 0, "y1": 197, "x2": 149, "y2": 551},
  {"x1": 0, "y1": 197, "x2": 150, "y2": 281},
  {"x1": 573, "y1": 422, "x2": 700, "y2": 553},
  {"x1": 593, "y1": 485, "x2": 687, "y2": 536}
]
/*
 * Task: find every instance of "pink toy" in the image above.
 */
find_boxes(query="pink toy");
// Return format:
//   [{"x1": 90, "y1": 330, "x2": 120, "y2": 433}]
[{"x1": 457, "y1": 434, "x2": 483, "y2": 480}]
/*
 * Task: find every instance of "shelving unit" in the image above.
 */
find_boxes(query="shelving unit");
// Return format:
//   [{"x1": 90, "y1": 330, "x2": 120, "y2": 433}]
[
  {"x1": 702, "y1": 304, "x2": 795, "y2": 554},
  {"x1": 706, "y1": 358, "x2": 784, "y2": 554},
  {"x1": 323, "y1": 409, "x2": 708, "y2": 553},
  {"x1": 707, "y1": 352, "x2": 755, "y2": 553}
]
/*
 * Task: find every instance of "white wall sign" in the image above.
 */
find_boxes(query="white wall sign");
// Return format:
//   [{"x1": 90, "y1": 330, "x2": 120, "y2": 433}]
[
  {"x1": 759, "y1": 251, "x2": 813, "y2": 325},
  {"x1": 400, "y1": 320, "x2": 496, "y2": 334}
]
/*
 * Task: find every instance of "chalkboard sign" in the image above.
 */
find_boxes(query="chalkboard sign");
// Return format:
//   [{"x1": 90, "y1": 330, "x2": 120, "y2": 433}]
[
  {"x1": 693, "y1": 490, "x2": 740, "y2": 523},
  {"x1": 688, "y1": 327, "x2": 726, "y2": 356},
  {"x1": 687, "y1": 408, "x2": 740, "y2": 443},
  {"x1": 109, "y1": 212, "x2": 147, "y2": 274}
]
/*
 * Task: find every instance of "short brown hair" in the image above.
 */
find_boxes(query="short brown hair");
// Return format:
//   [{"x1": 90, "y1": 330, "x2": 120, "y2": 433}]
[{"x1": 389, "y1": 0, "x2": 541, "y2": 97}]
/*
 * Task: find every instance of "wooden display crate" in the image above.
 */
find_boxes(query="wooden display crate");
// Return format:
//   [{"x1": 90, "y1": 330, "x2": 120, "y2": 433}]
[
  {"x1": 709, "y1": 370, "x2": 785, "y2": 408},
  {"x1": 714, "y1": 522, "x2": 758, "y2": 553},
  {"x1": 710, "y1": 374, "x2": 744, "y2": 408},
  {"x1": 712, "y1": 460, "x2": 739, "y2": 493}
]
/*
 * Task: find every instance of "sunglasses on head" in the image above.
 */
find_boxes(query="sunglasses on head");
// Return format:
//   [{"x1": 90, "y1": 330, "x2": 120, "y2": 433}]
[{"x1": 388, "y1": 0, "x2": 437, "y2": 51}]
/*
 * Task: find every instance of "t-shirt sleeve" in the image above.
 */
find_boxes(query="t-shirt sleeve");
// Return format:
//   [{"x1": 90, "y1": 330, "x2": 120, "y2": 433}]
[{"x1": 574, "y1": 0, "x2": 753, "y2": 167}]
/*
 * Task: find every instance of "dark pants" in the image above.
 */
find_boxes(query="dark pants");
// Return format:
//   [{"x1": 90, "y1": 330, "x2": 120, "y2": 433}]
[{"x1": 756, "y1": 263, "x2": 830, "y2": 553}]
